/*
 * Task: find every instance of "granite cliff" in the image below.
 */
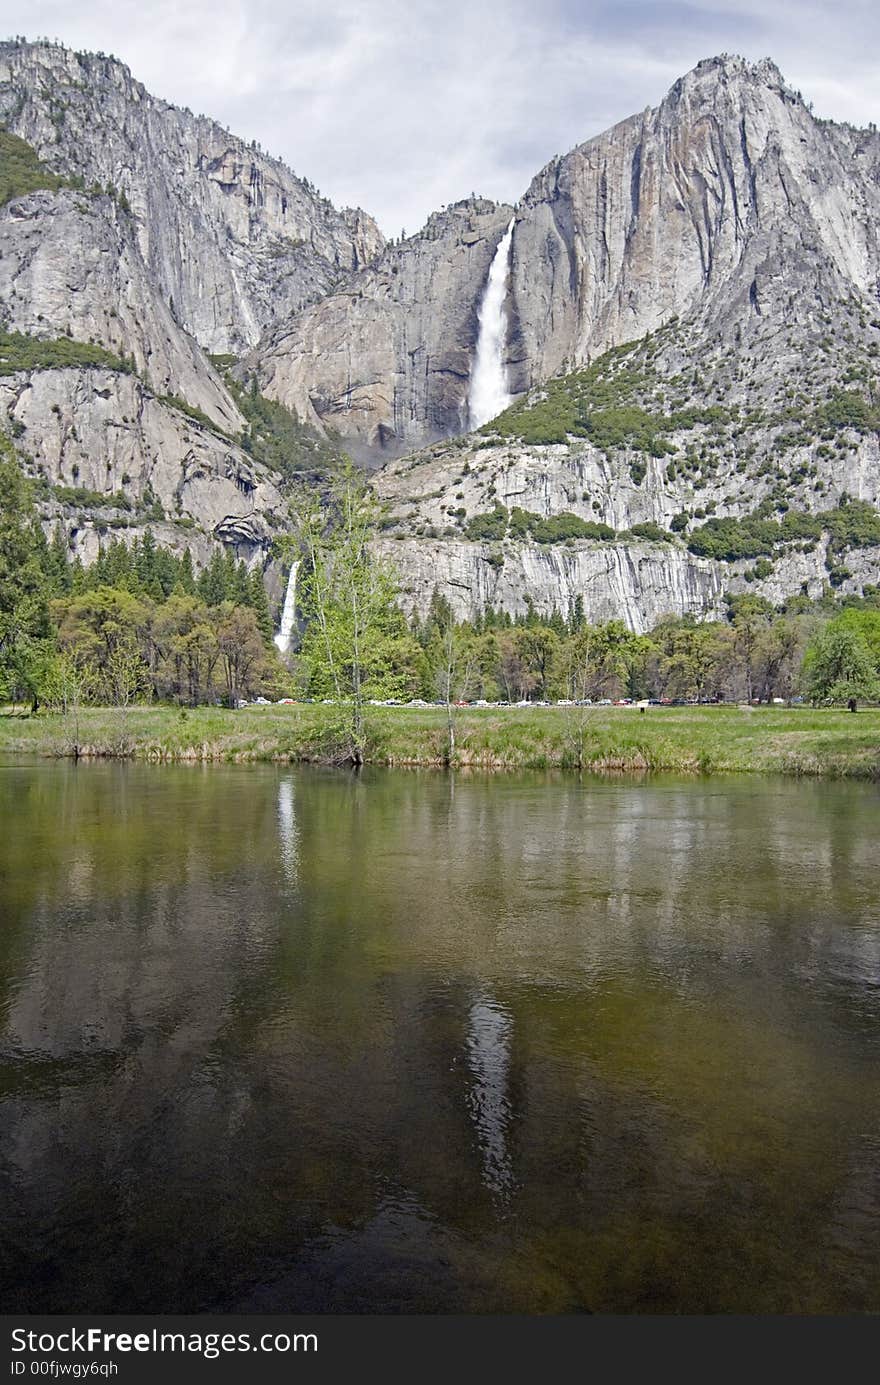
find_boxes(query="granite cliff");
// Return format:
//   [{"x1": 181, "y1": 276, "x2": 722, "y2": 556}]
[
  {"x1": 0, "y1": 40, "x2": 384, "y2": 354},
  {"x1": 1, "y1": 41, "x2": 878, "y2": 629}
]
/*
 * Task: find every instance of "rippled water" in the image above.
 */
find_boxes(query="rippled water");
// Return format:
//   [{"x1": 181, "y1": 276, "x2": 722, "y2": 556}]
[{"x1": 1, "y1": 762, "x2": 878, "y2": 1313}]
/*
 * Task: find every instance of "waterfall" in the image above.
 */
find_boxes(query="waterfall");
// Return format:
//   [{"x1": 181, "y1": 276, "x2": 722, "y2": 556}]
[
  {"x1": 273, "y1": 560, "x2": 299, "y2": 655},
  {"x1": 467, "y1": 217, "x2": 515, "y2": 430}
]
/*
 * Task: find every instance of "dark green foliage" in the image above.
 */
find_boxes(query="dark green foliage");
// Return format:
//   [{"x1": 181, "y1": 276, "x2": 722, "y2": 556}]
[
  {"x1": 483, "y1": 339, "x2": 732, "y2": 455},
  {"x1": 237, "y1": 382, "x2": 342, "y2": 479},
  {"x1": 0, "y1": 330, "x2": 135, "y2": 377},
  {"x1": 527, "y1": 512, "x2": 616, "y2": 543},
  {"x1": 43, "y1": 529, "x2": 276, "y2": 654},
  {"x1": 627, "y1": 522, "x2": 671, "y2": 542},
  {"x1": 158, "y1": 394, "x2": 224, "y2": 434},
  {"x1": 197, "y1": 548, "x2": 240, "y2": 607},
  {"x1": 687, "y1": 501, "x2": 880, "y2": 563},
  {"x1": 467, "y1": 505, "x2": 616, "y2": 544},
  {"x1": 751, "y1": 558, "x2": 775, "y2": 580},
  {"x1": 816, "y1": 389, "x2": 879, "y2": 433},
  {"x1": 466, "y1": 505, "x2": 509, "y2": 541},
  {"x1": 52, "y1": 485, "x2": 111, "y2": 509},
  {"x1": 247, "y1": 568, "x2": 275, "y2": 644},
  {"x1": 0, "y1": 434, "x2": 52, "y2": 699},
  {"x1": 52, "y1": 484, "x2": 135, "y2": 510},
  {"x1": 823, "y1": 499, "x2": 880, "y2": 550},
  {"x1": 688, "y1": 514, "x2": 796, "y2": 561},
  {"x1": 629, "y1": 459, "x2": 648, "y2": 485},
  {"x1": 0, "y1": 127, "x2": 81, "y2": 204}
]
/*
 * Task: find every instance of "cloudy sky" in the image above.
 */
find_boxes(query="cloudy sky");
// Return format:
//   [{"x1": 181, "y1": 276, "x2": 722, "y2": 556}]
[{"x1": 2, "y1": 0, "x2": 878, "y2": 234}]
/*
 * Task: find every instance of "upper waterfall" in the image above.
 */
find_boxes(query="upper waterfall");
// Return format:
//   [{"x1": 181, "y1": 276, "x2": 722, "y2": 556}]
[{"x1": 467, "y1": 218, "x2": 515, "y2": 430}]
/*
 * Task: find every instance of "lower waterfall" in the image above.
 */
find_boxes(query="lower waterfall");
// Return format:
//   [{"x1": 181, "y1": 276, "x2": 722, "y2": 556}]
[{"x1": 273, "y1": 560, "x2": 299, "y2": 655}]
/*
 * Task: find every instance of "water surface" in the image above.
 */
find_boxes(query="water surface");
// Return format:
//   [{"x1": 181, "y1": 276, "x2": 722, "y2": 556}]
[{"x1": 1, "y1": 762, "x2": 878, "y2": 1313}]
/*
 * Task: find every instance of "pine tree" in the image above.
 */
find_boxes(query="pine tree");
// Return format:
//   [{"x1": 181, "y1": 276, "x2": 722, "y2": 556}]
[
  {"x1": 178, "y1": 547, "x2": 196, "y2": 595},
  {"x1": 0, "y1": 435, "x2": 52, "y2": 701},
  {"x1": 198, "y1": 549, "x2": 228, "y2": 606},
  {"x1": 233, "y1": 559, "x2": 251, "y2": 606},
  {"x1": 246, "y1": 569, "x2": 274, "y2": 645},
  {"x1": 135, "y1": 528, "x2": 159, "y2": 592},
  {"x1": 44, "y1": 523, "x2": 72, "y2": 594}
]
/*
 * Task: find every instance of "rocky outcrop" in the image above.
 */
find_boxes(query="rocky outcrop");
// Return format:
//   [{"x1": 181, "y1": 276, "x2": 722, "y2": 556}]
[
  {"x1": 256, "y1": 54, "x2": 880, "y2": 464},
  {"x1": 376, "y1": 533, "x2": 880, "y2": 632},
  {"x1": 253, "y1": 198, "x2": 514, "y2": 461},
  {"x1": 377, "y1": 534, "x2": 725, "y2": 630},
  {"x1": 0, "y1": 40, "x2": 384, "y2": 355},
  {"x1": 1, "y1": 367, "x2": 285, "y2": 567},
  {"x1": 2, "y1": 41, "x2": 879, "y2": 628},
  {"x1": 376, "y1": 425, "x2": 880, "y2": 538}
]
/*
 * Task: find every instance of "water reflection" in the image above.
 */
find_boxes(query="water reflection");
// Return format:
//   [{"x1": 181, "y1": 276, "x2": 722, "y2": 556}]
[
  {"x1": 277, "y1": 777, "x2": 298, "y2": 887},
  {"x1": 466, "y1": 994, "x2": 514, "y2": 1199},
  {"x1": 0, "y1": 763, "x2": 878, "y2": 1313}
]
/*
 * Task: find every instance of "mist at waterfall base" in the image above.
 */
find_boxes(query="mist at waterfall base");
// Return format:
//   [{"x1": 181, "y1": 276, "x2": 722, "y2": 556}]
[
  {"x1": 274, "y1": 560, "x2": 299, "y2": 655},
  {"x1": 467, "y1": 219, "x2": 515, "y2": 431}
]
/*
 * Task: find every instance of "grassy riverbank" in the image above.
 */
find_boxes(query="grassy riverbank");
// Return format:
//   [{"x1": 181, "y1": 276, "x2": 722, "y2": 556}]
[{"x1": 1, "y1": 703, "x2": 880, "y2": 777}]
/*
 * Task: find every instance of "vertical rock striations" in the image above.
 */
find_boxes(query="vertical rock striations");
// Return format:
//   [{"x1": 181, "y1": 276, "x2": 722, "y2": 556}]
[
  {"x1": 252, "y1": 198, "x2": 515, "y2": 462},
  {"x1": 0, "y1": 39, "x2": 384, "y2": 355},
  {"x1": 509, "y1": 54, "x2": 880, "y2": 385}
]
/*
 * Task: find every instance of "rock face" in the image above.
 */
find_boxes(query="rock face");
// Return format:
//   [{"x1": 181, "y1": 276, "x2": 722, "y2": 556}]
[
  {"x1": 377, "y1": 535, "x2": 726, "y2": 632},
  {"x1": 1, "y1": 367, "x2": 286, "y2": 568},
  {"x1": 253, "y1": 199, "x2": 514, "y2": 462},
  {"x1": 509, "y1": 56, "x2": 880, "y2": 384},
  {"x1": 0, "y1": 38, "x2": 381, "y2": 608},
  {"x1": 368, "y1": 56, "x2": 880, "y2": 620},
  {"x1": 257, "y1": 54, "x2": 880, "y2": 458},
  {"x1": 377, "y1": 531, "x2": 880, "y2": 633},
  {"x1": 0, "y1": 40, "x2": 384, "y2": 355},
  {"x1": 0, "y1": 189, "x2": 243, "y2": 434},
  {"x1": 376, "y1": 429, "x2": 880, "y2": 539}
]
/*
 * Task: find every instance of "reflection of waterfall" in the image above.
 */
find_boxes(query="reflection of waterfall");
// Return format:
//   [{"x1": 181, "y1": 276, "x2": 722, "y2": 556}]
[
  {"x1": 467, "y1": 218, "x2": 515, "y2": 430},
  {"x1": 277, "y1": 778, "x2": 298, "y2": 886},
  {"x1": 274, "y1": 561, "x2": 299, "y2": 655},
  {"x1": 466, "y1": 994, "x2": 514, "y2": 1196}
]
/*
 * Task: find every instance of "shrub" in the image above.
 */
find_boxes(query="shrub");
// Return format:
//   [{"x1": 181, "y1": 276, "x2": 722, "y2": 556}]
[
  {"x1": 466, "y1": 505, "x2": 509, "y2": 541},
  {"x1": 628, "y1": 522, "x2": 670, "y2": 542}
]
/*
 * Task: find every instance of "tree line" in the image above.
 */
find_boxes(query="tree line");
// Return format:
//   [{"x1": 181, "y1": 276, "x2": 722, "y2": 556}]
[
  {"x1": 3, "y1": 440, "x2": 879, "y2": 745},
  {"x1": 285, "y1": 469, "x2": 880, "y2": 759},
  {"x1": 0, "y1": 439, "x2": 283, "y2": 710}
]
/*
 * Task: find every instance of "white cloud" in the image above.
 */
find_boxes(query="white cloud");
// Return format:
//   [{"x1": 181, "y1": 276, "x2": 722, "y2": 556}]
[{"x1": 1, "y1": 0, "x2": 878, "y2": 233}]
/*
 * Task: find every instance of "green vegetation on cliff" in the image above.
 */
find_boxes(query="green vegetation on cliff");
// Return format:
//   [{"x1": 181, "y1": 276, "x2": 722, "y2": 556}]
[
  {"x1": 0, "y1": 126, "x2": 83, "y2": 204},
  {"x1": 0, "y1": 329, "x2": 135, "y2": 376},
  {"x1": 484, "y1": 339, "x2": 733, "y2": 453},
  {"x1": 467, "y1": 504, "x2": 617, "y2": 543},
  {"x1": 209, "y1": 359, "x2": 344, "y2": 484},
  {"x1": 687, "y1": 499, "x2": 880, "y2": 561}
]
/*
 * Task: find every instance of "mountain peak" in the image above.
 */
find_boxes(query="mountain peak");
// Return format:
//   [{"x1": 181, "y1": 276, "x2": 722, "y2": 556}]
[{"x1": 663, "y1": 51, "x2": 795, "y2": 110}]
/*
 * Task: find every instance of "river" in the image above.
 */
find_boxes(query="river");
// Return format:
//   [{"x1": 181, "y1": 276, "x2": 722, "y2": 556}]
[{"x1": 1, "y1": 762, "x2": 878, "y2": 1312}]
